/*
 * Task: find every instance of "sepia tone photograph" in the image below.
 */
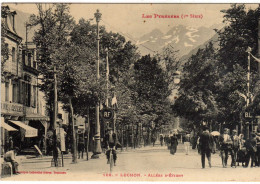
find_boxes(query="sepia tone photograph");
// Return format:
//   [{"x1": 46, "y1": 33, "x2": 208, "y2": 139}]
[{"x1": 1, "y1": 2, "x2": 260, "y2": 182}]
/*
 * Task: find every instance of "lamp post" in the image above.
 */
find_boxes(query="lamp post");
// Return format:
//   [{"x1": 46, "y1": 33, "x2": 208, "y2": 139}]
[
  {"x1": 173, "y1": 71, "x2": 181, "y2": 130},
  {"x1": 92, "y1": 9, "x2": 102, "y2": 158},
  {"x1": 245, "y1": 47, "x2": 252, "y2": 139}
]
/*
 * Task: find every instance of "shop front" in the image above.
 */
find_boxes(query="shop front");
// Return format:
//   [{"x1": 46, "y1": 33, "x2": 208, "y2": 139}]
[{"x1": 1, "y1": 102, "x2": 49, "y2": 155}]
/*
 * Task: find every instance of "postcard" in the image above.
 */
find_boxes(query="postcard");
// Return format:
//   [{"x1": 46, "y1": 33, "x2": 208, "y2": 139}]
[{"x1": 1, "y1": 2, "x2": 260, "y2": 182}]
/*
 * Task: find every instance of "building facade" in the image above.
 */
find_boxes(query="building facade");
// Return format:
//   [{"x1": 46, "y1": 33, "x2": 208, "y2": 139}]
[{"x1": 1, "y1": 6, "x2": 49, "y2": 154}]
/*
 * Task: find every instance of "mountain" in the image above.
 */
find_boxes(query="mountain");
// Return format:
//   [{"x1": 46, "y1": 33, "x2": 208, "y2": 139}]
[
  {"x1": 178, "y1": 32, "x2": 220, "y2": 70},
  {"x1": 136, "y1": 24, "x2": 223, "y2": 58}
]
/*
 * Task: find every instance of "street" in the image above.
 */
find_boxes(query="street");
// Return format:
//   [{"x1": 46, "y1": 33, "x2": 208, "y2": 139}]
[{"x1": 3, "y1": 143, "x2": 260, "y2": 181}]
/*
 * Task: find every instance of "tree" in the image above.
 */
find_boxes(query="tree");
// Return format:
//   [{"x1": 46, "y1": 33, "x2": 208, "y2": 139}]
[
  {"x1": 132, "y1": 55, "x2": 172, "y2": 128},
  {"x1": 69, "y1": 18, "x2": 140, "y2": 125},
  {"x1": 29, "y1": 3, "x2": 75, "y2": 126},
  {"x1": 172, "y1": 42, "x2": 220, "y2": 128},
  {"x1": 173, "y1": 4, "x2": 260, "y2": 133},
  {"x1": 215, "y1": 4, "x2": 260, "y2": 129}
]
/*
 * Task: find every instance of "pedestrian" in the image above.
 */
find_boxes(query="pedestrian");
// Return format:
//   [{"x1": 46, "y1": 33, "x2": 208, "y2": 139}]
[
  {"x1": 256, "y1": 133, "x2": 260, "y2": 167},
  {"x1": 197, "y1": 137, "x2": 201, "y2": 154},
  {"x1": 244, "y1": 133, "x2": 257, "y2": 167},
  {"x1": 151, "y1": 135, "x2": 156, "y2": 147},
  {"x1": 219, "y1": 128, "x2": 232, "y2": 168},
  {"x1": 164, "y1": 135, "x2": 167, "y2": 146},
  {"x1": 199, "y1": 126, "x2": 214, "y2": 169},
  {"x1": 78, "y1": 135, "x2": 84, "y2": 159},
  {"x1": 238, "y1": 134, "x2": 246, "y2": 150},
  {"x1": 160, "y1": 134, "x2": 164, "y2": 146},
  {"x1": 237, "y1": 134, "x2": 247, "y2": 167},
  {"x1": 104, "y1": 127, "x2": 117, "y2": 166},
  {"x1": 170, "y1": 133, "x2": 178, "y2": 155},
  {"x1": 52, "y1": 134, "x2": 59, "y2": 167},
  {"x1": 183, "y1": 133, "x2": 190, "y2": 155},
  {"x1": 231, "y1": 130, "x2": 239, "y2": 167},
  {"x1": 166, "y1": 135, "x2": 171, "y2": 149}
]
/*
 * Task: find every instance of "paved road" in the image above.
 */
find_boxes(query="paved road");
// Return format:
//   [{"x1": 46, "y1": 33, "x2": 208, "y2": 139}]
[{"x1": 3, "y1": 143, "x2": 260, "y2": 181}]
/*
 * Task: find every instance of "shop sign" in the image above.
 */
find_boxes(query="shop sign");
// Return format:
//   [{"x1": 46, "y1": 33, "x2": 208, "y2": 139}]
[{"x1": 1, "y1": 102, "x2": 24, "y2": 114}]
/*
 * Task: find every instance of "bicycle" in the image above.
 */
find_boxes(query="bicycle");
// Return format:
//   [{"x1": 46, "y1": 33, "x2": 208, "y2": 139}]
[{"x1": 107, "y1": 147, "x2": 115, "y2": 173}]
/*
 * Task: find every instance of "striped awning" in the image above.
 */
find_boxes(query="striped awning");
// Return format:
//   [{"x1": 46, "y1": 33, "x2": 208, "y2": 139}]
[
  {"x1": 1, "y1": 117, "x2": 18, "y2": 131},
  {"x1": 9, "y1": 120, "x2": 38, "y2": 137}
]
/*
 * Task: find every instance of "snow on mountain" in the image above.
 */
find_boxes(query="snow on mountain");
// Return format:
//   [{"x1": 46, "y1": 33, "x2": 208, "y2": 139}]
[
  {"x1": 162, "y1": 35, "x2": 172, "y2": 40},
  {"x1": 184, "y1": 42, "x2": 193, "y2": 47},
  {"x1": 136, "y1": 24, "x2": 222, "y2": 58},
  {"x1": 136, "y1": 40, "x2": 149, "y2": 45}
]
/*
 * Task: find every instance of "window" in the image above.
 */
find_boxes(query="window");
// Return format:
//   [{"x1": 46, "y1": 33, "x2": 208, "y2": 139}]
[
  {"x1": 28, "y1": 52, "x2": 32, "y2": 67},
  {"x1": 12, "y1": 47, "x2": 16, "y2": 62},
  {"x1": 22, "y1": 50, "x2": 26, "y2": 65},
  {"x1": 32, "y1": 85, "x2": 36, "y2": 107},
  {"x1": 20, "y1": 81, "x2": 25, "y2": 104},
  {"x1": 5, "y1": 82, "x2": 9, "y2": 102},
  {"x1": 27, "y1": 83, "x2": 31, "y2": 107},
  {"x1": 12, "y1": 83, "x2": 17, "y2": 103}
]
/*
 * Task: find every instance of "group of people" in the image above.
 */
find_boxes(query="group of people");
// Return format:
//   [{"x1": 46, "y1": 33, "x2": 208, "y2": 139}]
[
  {"x1": 160, "y1": 133, "x2": 179, "y2": 155},
  {"x1": 198, "y1": 126, "x2": 260, "y2": 169},
  {"x1": 160, "y1": 132, "x2": 191, "y2": 155}
]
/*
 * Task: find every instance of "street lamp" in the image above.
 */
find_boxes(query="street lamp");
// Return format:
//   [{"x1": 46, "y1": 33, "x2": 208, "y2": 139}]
[{"x1": 92, "y1": 9, "x2": 102, "y2": 159}]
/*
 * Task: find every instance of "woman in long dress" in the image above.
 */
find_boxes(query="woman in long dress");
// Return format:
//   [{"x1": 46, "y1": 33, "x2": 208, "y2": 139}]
[{"x1": 170, "y1": 133, "x2": 178, "y2": 155}]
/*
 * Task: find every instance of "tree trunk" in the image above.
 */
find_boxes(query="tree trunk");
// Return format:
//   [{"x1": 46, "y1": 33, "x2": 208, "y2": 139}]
[
  {"x1": 69, "y1": 97, "x2": 77, "y2": 163},
  {"x1": 86, "y1": 106, "x2": 90, "y2": 160}
]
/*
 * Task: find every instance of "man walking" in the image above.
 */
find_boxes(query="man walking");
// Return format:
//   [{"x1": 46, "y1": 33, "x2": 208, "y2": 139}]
[
  {"x1": 183, "y1": 132, "x2": 191, "y2": 155},
  {"x1": 219, "y1": 128, "x2": 232, "y2": 168},
  {"x1": 199, "y1": 126, "x2": 214, "y2": 169},
  {"x1": 231, "y1": 130, "x2": 239, "y2": 167},
  {"x1": 160, "y1": 134, "x2": 164, "y2": 146},
  {"x1": 244, "y1": 133, "x2": 257, "y2": 167}
]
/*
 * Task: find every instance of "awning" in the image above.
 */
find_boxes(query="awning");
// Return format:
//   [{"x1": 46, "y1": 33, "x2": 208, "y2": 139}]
[
  {"x1": 1, "y1": 117, "x2": 18, "y2": 131},
  {"x1": 25, "y1": 114, "x2": 50, "y2": 121},
  {"x1": 9, "y1": 120, "x2": 38, "y2": 137}
]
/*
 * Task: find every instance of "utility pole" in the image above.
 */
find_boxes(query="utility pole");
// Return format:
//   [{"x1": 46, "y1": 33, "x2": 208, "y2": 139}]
[
  {"x1": 92, "y1": 9, "x2": 102, "y2": 159},
  {"x1": 105, "y1": 48, "x2": 109, "y2": 107},
  {"x1": 246, "y1": 47, "x2": 252, "y2": 139},
  {"x1": 52, "y1": 65, "x2": 59, "y2": 166}
]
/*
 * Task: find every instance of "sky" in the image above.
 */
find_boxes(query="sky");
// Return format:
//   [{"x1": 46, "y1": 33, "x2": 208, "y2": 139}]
[{"x1": 4, "y1": 3, "x2": 259, "y2": 39}]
